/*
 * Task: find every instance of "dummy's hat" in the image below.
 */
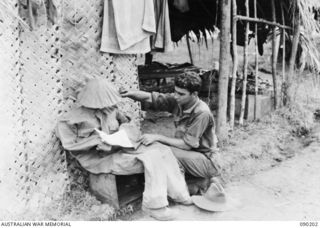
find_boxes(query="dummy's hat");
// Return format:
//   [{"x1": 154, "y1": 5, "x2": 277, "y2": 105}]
[{"x1": 77, "y1": 78, "x2": 122, "y2": 109}]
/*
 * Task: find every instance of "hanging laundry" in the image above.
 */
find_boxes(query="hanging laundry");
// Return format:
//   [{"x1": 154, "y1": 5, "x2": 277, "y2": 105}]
[
  {"x1": 152, "y1": 0, "x2": 173, "y2": 52},
  {"x1": 169, "y1": 0, "x2": 218, "y2": 43},
  {"x1": 100, "y1": 0, "x2": 156, "y2": 54},
  {"x1": 112, "y1": 0, "x2": 155, "y2": 50}
]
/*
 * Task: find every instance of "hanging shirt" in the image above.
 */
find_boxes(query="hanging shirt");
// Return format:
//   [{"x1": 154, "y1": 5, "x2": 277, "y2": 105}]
[
  {"x1": 100, "y1": 0, "x2": 156, "y2": 54},
  {"x1": 152, "y1": 0, "x2": 174, "y2": 52}
]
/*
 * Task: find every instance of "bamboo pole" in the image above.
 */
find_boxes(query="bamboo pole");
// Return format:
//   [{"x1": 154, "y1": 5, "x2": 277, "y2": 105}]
[
  {"x1": 186, "y1": 34, "x2": 193, "y2": 65},
  {"x1": 281, "y1": 3, "x2": 286, "y2": 107},
  {"x1": 217, "y1": 0, "x2": 231, "y2": 140},
  {"x1": 254, "y1": 0, "x2": 258, "y2": 120},
  {"x1": 271, "y1": 0, "x2": 279, "y2": 109},
  {"x1": 235, "y1": 15, "x2": 292, "y2": 30},
  {"x1": 239, "y1": 0, "x2": 249, "y2": 125},
  {"x1": 229, "y1": 0, "x2": 238, "y2": 129},
  {"x1": 286, "y1": 11, "x2": 300, "y2": 106}
]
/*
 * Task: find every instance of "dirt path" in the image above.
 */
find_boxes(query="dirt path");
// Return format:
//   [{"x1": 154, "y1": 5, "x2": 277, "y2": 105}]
[{"x1": 131, "y1": 141, "x2": 320, "y2": 221}]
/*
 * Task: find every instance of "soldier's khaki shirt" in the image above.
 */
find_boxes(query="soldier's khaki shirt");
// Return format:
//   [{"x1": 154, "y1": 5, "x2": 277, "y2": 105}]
[{"x1": 150, "y1": 92, "x2": 217, "y2": 153}]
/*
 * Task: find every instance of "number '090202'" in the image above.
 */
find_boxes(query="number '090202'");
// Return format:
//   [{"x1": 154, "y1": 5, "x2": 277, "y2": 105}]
[{"x1": 300, "y1": 222, "x2": 318, "y2": 227}]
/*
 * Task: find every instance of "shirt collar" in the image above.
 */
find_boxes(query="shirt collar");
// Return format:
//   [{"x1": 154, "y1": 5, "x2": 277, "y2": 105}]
[{"x1": 182, "y1": 98, "x2": 200, "y2": 114}]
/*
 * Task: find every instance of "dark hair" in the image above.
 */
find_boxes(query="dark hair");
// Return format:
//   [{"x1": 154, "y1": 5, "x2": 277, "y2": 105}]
[{"x1": 175, "y1": 72, "x2": 202, "y2": 93}]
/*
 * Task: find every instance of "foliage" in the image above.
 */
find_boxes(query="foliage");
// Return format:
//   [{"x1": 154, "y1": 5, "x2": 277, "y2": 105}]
[
  {"x1": 290, "y1": 0, "x2": 320, "y2": 72},
  {"x1": 276, "y1": 104, "x2": 314, "y2": 137}
]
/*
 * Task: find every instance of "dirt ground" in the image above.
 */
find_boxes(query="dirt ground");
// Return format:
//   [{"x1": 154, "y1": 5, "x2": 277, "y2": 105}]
[{"x1": 131, "y1": 139, "x2": 320, "y2": 221}]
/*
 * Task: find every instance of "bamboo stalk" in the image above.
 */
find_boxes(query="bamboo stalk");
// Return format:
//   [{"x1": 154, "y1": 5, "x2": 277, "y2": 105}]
[
  {"x1": 186, "y1": 34, "x2": 193, "y2": 65},
  {"x1": 235, "y1": 15, "x2": 292, "y2": 30},
  {"x1": 286, "y1": 11, "x2": 300, "y2": 106},
  {"x1": 281, "y1": 3, "x2": 286, "y2": 107},
  {"x1": 229, "y1": 0, "x2": 238, "y2": 129},
  {"x1": 254, "y1": 0, "x2": 258, "y2": 120},
  {"x1": 216, "y1": 0, "x2": 231, "y2": 140},
  {"x1": 271, "y1": 0, "x2": 279, "y2": 109},
  {"x1": 239, "y1": 0, "x2": 249, "y2": 125}
]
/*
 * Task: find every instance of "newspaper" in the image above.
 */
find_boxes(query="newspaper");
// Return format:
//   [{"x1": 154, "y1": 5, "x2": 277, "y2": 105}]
[{"x1": 94, "y1": 128, "x2": 134, "y2": 148}]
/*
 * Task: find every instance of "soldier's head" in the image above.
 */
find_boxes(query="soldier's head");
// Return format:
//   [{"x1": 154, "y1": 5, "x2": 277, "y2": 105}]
[{"x1": 174, "y1": 72, "x2": 202, "y2": 107}]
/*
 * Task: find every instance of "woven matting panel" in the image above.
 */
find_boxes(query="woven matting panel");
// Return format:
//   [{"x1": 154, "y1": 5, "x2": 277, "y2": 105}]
[
  {"x1": 0, "y1": 0, "x2": 28, "y2": 217},
  {"x1": 60, "y1": 0, "x2": 114, "y2": 99},
  {"x1": 113, "y1": 55, "x2": 141, "y2": 123},
  {"x1": 60, "y1": 0, "x2": 141, "y2": 121},
  {"x1": 17, "y1": 0, "x2": 69, "y2": 212},
  {"x1": 0, "y1": 0, "x2": 141, "y2": 218}
]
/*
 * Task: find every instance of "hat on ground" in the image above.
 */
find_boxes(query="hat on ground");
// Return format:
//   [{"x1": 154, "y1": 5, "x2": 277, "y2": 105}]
[
  {"x1": 77, "y1": 78, "x2": 121, "y2": 109},
  {"x1": 191, "y1": 182, "x2": 234, "y2": 212}
]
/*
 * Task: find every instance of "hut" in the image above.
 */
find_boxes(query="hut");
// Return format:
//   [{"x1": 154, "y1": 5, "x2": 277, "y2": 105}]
[{"x1": 0, "y1": 0, "x2": 319, "y2": 219}]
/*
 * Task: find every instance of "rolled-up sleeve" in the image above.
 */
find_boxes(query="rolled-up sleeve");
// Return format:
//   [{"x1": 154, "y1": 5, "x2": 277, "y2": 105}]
[
  {"x1": 183, "y1": 112, "x2": 211, "y2": 148},
  {"x1": 151, "y1": 92, "x2": 177, "y2": 113}
]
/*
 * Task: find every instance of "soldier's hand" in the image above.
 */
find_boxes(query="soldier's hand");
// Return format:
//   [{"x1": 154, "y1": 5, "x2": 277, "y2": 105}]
[
  {"x1": 140, "y1": 134, "x2": 159, "y2": 146},
  {"x1": 119, "y1": 87, "x2": 130, "y2": 98}
]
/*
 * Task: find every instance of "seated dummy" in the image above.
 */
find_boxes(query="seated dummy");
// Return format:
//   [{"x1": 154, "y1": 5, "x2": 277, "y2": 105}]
[{"x1": 56, "y1": 78, "x2": 191, "y2": 220}]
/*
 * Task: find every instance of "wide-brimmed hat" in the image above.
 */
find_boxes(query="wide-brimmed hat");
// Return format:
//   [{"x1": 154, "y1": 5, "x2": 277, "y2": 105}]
[
  {"x1": 192, "y1": 182, "x2": 234, "y2": 212},
  {"x1": 77, "y1": 78, "x2": 122, "y2": 109}
]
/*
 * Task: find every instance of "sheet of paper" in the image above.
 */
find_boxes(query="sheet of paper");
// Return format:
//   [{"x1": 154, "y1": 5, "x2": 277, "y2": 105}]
[{"x1": 94, "y1": 128, "x2": 134, "y2": 148}]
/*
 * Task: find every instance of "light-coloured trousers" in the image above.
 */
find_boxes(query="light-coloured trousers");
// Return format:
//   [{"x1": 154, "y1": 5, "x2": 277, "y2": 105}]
[{"x1": 77, "y1": 143, "x2": 191, "y2": 209}]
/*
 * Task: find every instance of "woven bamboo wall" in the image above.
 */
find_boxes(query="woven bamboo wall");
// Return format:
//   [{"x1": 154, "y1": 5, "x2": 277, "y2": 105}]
[
  {"x1": 0, "y1": 0, "x2": 141, "y2": 218},
  {"x1": 0, "y1": 1, "x2": 26, "y2": 217},
  {"x1": 60, "y1": 0, "x2": 141, "y2": 121}
]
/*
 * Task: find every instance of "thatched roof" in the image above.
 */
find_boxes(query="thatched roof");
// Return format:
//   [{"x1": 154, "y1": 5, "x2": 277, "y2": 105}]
[{"x1": 295, "y1": 0, "x2": 320, "y2": 71}]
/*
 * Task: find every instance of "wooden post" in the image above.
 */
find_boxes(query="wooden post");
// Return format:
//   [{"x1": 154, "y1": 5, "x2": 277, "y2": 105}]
[
  {"x1": 281, "y1": 3, "x2": 286, "y2": 106},
  {"x1": 286, "y1": 11, "x2": 300, "y2": 106},
  {"x1": 145, "y1": 52, "x2": 153, "y2": 65},
  {"x1": 271, "y1": 0, "x2": 279, "y2": 109},
  {"x1": 239, "y1": 0, "x2": 249, "y2": 125},
  {"x1": 229, "y1": 0, "x2": 238, "y2": 129},
  {"x1": 254, "y1": 0, "x2": 258, "y2": 120},
  {"x1": 217, "y1": 0, "x2": 231, "y2": 140},
  {"x1": 186, "y1": 34, "x2": 194, "y2": 65}
]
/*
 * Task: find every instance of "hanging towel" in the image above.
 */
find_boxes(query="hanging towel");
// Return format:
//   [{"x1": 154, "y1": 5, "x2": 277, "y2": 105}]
[
  {"x1": 100, "y1": 0, "x2": 155, "y2": 54},
  {"x1": 152, "y1": 0, "x2": 173, "y2": 52},
  {"x1": 111, "y1": 0, "x2": 156, "y2": 50}
]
